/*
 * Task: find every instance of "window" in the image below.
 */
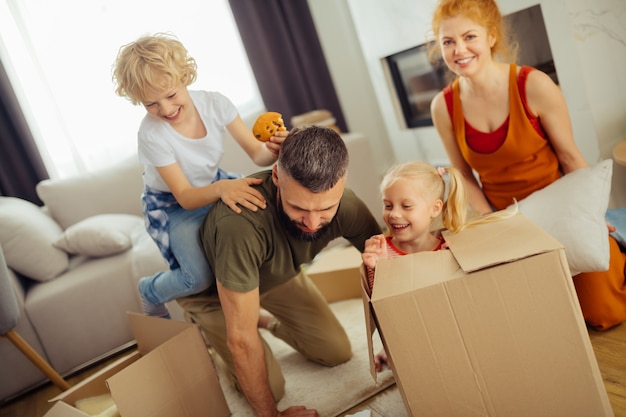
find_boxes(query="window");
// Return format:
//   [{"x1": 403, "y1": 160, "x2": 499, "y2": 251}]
[{"x1": 0, "y1": 0, "x2": 264, "y2": 178}]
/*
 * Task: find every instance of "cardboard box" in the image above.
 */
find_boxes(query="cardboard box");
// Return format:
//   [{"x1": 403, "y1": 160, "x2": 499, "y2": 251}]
[
  {"x1": 362, "y1": 214, "x2": 614, "y2": 417},
  {"x1": 44, "y1": 313, "x2": 229, "y2": 417},
  {"x1": 307, "y1": 245, "x2": 363, "y2": 302}
]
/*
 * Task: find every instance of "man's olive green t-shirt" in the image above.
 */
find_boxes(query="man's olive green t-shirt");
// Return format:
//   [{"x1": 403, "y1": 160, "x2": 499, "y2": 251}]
[{"x1": 200, "y1": 170, "x2": 381, "y2": 294}]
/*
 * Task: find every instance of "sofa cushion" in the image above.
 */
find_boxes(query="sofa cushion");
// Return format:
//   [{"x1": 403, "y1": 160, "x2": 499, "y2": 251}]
[
  {"x1": 36, "y1": 156, "x2": 145, "y2": 230},
  {"x1": 512, "y1": 159, "x2": 612, "y2": 276},
  {"x1": 53, "y1": 214, "x2": 145, "y2": 257},
  {"x1": 0, "y1": 197, "x2": 69, "y2": 281},
  {"x1": 24, "y1": 249, "x2": 142, "y2": 373}
]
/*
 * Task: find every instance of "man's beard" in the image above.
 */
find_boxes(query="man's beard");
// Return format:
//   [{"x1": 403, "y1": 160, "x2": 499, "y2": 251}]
[{"x1": 277, "y1": 201, "x2": 332, "y2": 242}]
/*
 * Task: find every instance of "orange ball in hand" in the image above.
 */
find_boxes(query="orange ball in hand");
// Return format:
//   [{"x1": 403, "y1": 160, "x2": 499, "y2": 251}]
[{"x1": 253, "y1": 112, "x2": 286, "y2": 142}]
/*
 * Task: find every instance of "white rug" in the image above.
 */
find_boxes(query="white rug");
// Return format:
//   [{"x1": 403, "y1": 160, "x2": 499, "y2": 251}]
[
  {"x1": 214, "y1": 298, "x2": 396, "y2": 417},
  {"x1": 362, "y1": 385, "x2": 409, "y2": 417}
]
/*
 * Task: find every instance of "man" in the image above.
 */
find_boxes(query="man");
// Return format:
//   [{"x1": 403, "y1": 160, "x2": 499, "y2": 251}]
[{"x1": 177, "y1": 126, "x2": 382, "y2": 417}]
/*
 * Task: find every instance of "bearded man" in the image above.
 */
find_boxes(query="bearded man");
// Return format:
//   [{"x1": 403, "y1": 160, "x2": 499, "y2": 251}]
[{"x1": 177, "y1": 126, "x2": 381, "y2": 417}]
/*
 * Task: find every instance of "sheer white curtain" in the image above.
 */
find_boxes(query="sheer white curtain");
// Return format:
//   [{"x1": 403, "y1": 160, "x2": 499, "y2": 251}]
[{"x1": 0, "y1": 0, "x2": 264, "y2": 178}]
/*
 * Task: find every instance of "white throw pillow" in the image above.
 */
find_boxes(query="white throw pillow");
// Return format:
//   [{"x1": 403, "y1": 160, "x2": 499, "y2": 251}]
[
  {"x1": 53, "y1": 214, "x2": 145, "y2": 257},
  {"x1": 512, "y1": 160, "x2": 612, "y2": 276},
  {"x1": 36, "y1": 156, "x2": 144, "y2": 230},
  {"x1": 0, "y1": 197, "x2": 69, "y2": 281}
]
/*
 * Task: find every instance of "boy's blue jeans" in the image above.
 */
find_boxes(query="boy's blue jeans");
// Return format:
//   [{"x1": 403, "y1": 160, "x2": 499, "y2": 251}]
[{"x1": 139, "y1": 203, "x2": 213, "y2": 306}]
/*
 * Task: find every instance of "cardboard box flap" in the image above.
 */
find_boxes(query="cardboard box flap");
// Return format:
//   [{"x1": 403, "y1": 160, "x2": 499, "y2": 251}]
[
  {"x1": 46, "y1": 314, "x2": 229, "y2": 417},
  {"x1": 44, "y1": 402, "x2": 94, "y2": 417},
  {"x1": 307, "y1": 245, "x2": 363, "y2": 302},
  {"x1": 307, "y1": 244, "x2": 360, "y2": 274},
  {"x1": 49, "y1": 351, "x2": 141, "y2": 404},
  {"x1": 442, "y1": 213, "x2": 562, "y2": 273},
  {"x1": 107, "y1": 320, "x2": 230, "y2": 417},
  {"x1": 359, "y1": 264, "x2": 378, "y2": 381},
  {"x1": 372, "y1": 250, "x2": 464, "y2": 301},
  {"x1": 127, "y1": 312, "x2": 197, "y2": 355}
]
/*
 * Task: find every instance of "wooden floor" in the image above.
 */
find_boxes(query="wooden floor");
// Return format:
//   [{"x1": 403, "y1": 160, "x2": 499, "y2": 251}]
[
  {"x1": 589, "y1": 323, "x2": 626, "y2": 416},
  {"x1": 1, "y1": 325, "x2": 625, "y2": 417}
]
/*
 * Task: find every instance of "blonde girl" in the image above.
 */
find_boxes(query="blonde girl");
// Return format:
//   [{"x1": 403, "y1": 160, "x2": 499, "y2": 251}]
[{"x1": 363, "y1": 161, "x2": 515, "y2": 371}]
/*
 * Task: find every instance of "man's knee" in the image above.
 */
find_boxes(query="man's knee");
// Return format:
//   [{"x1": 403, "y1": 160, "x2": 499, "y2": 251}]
[{"x1": 312, "y1": 332, "x2": 352, "y2": 366}]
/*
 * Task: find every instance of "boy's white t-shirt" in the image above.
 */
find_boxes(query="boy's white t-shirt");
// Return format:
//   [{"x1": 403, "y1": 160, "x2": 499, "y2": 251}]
[{"x1": 137, "y1": 90, "x2": 238, "y2": 192}]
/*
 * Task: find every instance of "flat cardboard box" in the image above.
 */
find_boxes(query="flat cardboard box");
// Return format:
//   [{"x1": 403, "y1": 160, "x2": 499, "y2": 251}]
[
  {"x1": 307, "y1": 245, "x2": 362, "y2": 302},
  {"x1": 362, "y1": 213, "x2": 614, "y2": 417},
  {"x1": 44, "y1": 313, "x2": 229, "y2": 417}
]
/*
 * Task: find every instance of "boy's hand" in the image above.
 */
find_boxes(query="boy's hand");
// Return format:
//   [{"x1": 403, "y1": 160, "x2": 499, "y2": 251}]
[
  {"x1": 218, "y1": 178, "x2": 266, "y2": 213},
  {"x1": 265, "y1": 130, "x2": 288, "y2": 157}
]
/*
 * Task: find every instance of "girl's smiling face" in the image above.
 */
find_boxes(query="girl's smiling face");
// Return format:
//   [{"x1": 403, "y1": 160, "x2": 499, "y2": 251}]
[
  {"x1": 382, "y1": 177, "x2": 442, "y2": 246},
  {"x1": 438, "y1": 15, "x2": 495, "y2": 76}
]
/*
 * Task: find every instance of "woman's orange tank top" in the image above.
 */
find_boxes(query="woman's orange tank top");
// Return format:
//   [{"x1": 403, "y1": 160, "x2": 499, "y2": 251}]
[{"x1": 451, "y1": 64, "x2": 561, "y2": 210}]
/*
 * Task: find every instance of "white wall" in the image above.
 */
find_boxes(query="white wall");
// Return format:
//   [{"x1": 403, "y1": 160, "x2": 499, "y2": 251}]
[
  {"x1": 309, "y1": 0, "x2": 626, "y2": 207},
  {"x1": 306, "y1": 0, "x2": 395, "y2": 183},
  {"x1": 565, "y1": 0, "x2": 626, "y2": 208}
]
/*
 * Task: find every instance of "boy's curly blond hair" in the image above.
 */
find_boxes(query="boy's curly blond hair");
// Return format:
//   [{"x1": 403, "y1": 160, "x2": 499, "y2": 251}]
[{"x1": 112, "y1": 32, "x2": 197, "y2": 105}]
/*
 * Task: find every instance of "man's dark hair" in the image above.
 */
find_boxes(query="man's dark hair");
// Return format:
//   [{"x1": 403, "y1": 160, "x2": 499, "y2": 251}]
[{"x1": 278, "y1": 126, "x2": 349, "y2": 192}]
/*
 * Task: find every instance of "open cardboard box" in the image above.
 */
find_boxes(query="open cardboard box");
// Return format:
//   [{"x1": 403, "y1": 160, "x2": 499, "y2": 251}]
[
  {"x1": 44, "y1": 313, "x2": 229, "y2": 417},
  {"x1": 362, "y1": 213, "x2": 614, "y2": 417},
  {"x1": 307, "y1": 244, "x2": 363, "y2": 302}
]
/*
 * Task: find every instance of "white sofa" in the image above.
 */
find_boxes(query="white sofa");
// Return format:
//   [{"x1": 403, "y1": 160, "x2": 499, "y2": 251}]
[{"x1": 0, "y1": 157, "x2": 172, "y2": 403}]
